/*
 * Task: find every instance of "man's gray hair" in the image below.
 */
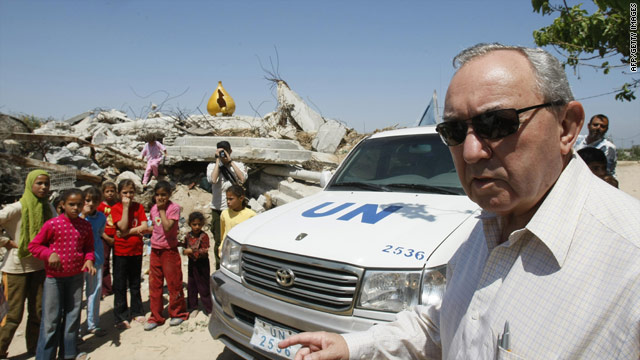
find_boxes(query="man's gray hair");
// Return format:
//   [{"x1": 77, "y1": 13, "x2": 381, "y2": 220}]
[{"x1": 453, "y1": 43, "x2": 574, "y2": 104}]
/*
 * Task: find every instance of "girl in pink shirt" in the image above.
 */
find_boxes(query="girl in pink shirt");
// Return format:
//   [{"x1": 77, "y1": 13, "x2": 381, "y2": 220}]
[
  {"x1": 143, "y1": 181, "x2": 188, "y2": 331},
  {"x1": 28, "y1": 188, "x2": 95, "y2": 360},
  {"x1": 140, "y1": 133, "x2": 167, "y2": 185}
]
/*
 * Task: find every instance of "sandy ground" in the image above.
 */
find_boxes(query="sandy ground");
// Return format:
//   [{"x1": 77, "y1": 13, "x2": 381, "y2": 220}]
[
  {"x1": 616, "y1": 160, "x2": 640, "y2": 200},
  {"x1": 5, "y1": 248, "x2": 242, "y2": 360},
  {"x1": 4, "y1": 161, "x2": 639, "y2": 359}
]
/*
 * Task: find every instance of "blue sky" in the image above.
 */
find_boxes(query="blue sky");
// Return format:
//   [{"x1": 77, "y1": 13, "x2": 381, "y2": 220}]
[{"x1": 1, "y1": 0, "x2": 638, "y2": 148}]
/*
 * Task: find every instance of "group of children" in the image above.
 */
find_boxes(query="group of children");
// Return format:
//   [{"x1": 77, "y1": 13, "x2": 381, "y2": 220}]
[{"x1": 1, "y1": 170, "x2": 256, "y2": 359}]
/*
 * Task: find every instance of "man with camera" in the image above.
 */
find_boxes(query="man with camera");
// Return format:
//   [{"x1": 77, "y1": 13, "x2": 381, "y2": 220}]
[{"x1": 206, "y1": 141, "x2": 247, "y2": 269}]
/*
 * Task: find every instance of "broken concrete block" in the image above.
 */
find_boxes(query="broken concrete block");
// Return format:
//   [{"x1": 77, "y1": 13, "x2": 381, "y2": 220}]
[
  {"x1": 277, "y1": 179, "x2": 322, "y2": 200},
  {"x1": 311, "y1": 119, "x2": 347, "y2": 154},
  {"x1": 46, "y1": 147, "x2": 73, "y2": 164},
  {"x1": 96, "y1": 110, "x2": 129, "y2": 124},
  {"x1": 78, "y1": 147, "x2": 92, "y2": 158},
  {"x1": 83, "y1": 163, "x2": 105, "y2": 177},
  {"x1": 64, "y1": 111, "x2": 93, "y2": 125},
  {"x1": 311, "y1": 152, "x2": 340, "y2": 166},
  {"x1": 277, "y1": 81, "x2": 325, "y2": 132},
  {"x1": 110, "y1": 116, "x2": 176, "y2": 135},
  {"x1": 66, "y1": 142, "x2": 80, "y2": 152},
  {"x1": 266, "y1": 189, "x2": 297, "y2": 207},
  {"x1": 91, "y1": 125, "x2": 118, "y2": 145},
  {"x1": 248, "y1": 198, "x2": 265, "y2": 213}
]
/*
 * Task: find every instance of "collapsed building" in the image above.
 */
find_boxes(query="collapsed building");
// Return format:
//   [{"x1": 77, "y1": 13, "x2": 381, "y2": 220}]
[{"x1": 0, "y1": 81, "x2": 373, "y2": 224}]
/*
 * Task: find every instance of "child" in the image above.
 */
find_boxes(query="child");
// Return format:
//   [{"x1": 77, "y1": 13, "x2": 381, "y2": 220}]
[
  {"x1": 111, "y1": 179, "x2": 148, "y2": 329},
  {"x1": 52, "y1": 194, "x2": 64, "y2": 215},
  {"x1": 577, "y1": 147, "x2": 619, "y2": 188},
  {"x1": 144, "y1": 181, "x2": 188, "y2": 330},
  {"x1": 0, "y1": 170, "x2": 53, "y2": 358},
  {"x1": 97, "y1": 181, "x2": 117, "y2": 298},
  {"x1": 219, "y1": 185, "x2": 256, "y2": 257},
  {"x1": 182, "y1": 211, "x2": 213, "y2": 316},
  {"x1": 140, "y1": 133, "x2": 167, "y2": 186},
  {"x1": 80, "y1": 187, "x2": 107, "y2": 337},
  {"x1": 28, "y1": 188, "x2": 95, "y2": 360}
]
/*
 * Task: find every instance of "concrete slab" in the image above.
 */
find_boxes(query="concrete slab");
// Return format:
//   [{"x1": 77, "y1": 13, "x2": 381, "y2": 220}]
[
  {"x1": 278, "y1": 180, "x2": 322, "y2": 200},
  {"x1": 277, "y1": 81, "x2": 325, "y2": 132},
  {"x1": 166, "y1": 136, "x2": 313, "y2": 165},
  {"x1": 312, "y1": 119, "x2": 347, "y2": 153},
  {"x1": 267, "y1": 190, "x2": 298, "y2": 207}
]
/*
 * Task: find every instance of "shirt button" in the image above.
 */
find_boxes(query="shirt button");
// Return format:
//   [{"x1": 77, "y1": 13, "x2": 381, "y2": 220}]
[{"x1": 471, "y1": 310, "x2": 479, "y2": 320}]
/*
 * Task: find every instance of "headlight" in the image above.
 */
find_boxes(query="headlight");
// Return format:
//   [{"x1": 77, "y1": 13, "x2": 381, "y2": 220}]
[
  {"x1": 357, "y1": 265, "x2": 447, "y2": 313},
  {"x1": 220, "y1": 236, "x2": 241, "y2": 275},
  {"x1": 420, "y1": 265, "x2": 446, "y2": 307},
  {"x1": 357, "y1": 271, "x2": 422, "y2": 312}
]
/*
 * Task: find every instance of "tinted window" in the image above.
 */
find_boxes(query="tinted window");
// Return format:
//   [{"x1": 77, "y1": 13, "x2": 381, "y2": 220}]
[{"x1": 328, "y1": 134, "x2": 464, "y2": 195}]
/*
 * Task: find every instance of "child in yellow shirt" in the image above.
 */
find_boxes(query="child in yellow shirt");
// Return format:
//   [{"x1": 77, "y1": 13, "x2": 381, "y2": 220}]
[{"x1": 219, "y1": 185, "x2": 256, "y2": 256}]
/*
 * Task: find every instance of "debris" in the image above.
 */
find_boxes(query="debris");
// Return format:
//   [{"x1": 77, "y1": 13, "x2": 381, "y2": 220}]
[
  {"x1": 276, "y1": 81, "x2": 325, "y2": 132},
  {"x1": 0, "y1": 78, "x2": 372, "y2": 209}
]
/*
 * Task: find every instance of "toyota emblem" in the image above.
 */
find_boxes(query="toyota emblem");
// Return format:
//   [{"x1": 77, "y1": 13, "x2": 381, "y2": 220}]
[{"x1": 275, "y1": 268, "x2": 295, "y2": 287}]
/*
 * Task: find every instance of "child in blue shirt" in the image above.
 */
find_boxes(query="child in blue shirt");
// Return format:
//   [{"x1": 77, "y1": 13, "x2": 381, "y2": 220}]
[{"x1": 80, "y1": 187, "x2": 107, "y2": 337}]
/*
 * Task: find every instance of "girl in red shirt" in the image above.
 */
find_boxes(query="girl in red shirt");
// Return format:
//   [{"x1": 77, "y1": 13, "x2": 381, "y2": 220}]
[
  {"x1": 110, "y1": 179, "x2": 148, "y2": 329},
  {"x1": 97, "y1": 181, "x2": 117, "y2": 297}
]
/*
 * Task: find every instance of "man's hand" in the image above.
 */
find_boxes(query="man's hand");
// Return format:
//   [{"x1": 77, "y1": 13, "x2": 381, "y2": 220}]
[
  {"x1": 216, "y1": 148, "x2": 231, "y2": 165},
  {"x1": 48, "y1": 252, "x2": 61, "y2": 270},
  {"x1": 82, "y1": 260, "x2": 96, "y2": 276},
  {"x1": 278, "y1": 332, "x2": 349, "y2": 360}
]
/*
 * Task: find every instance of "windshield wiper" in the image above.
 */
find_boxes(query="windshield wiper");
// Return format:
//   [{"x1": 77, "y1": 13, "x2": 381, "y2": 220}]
[
  {"x1": 385, "y1": 183, "x2": 462, "y2": 195},
  {"x1": 330, "y1": 182, "x2": 391, "y2": 192}
]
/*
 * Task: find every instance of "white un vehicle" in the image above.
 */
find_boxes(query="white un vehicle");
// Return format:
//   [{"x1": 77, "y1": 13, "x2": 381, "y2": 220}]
[{"x1": 209, "y1": 125, "x2": 480, "y2": 359}]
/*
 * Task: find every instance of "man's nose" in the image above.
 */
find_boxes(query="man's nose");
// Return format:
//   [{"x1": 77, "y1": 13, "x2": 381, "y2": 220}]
[{"x1": 461, "y1": 130, "x2": 492, "y2": 164}]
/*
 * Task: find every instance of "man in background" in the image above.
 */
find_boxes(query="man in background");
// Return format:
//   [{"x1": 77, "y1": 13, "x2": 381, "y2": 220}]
[
  {"x1": 206, "y1": 141, "x2": 247, "y2": 270},
  {"x1": 574, "y1": 114, "x2": 617, "y2": 175}
]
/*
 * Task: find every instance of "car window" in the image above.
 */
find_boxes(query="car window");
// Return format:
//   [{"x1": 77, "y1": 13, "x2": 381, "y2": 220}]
[{"x1": 328, "y1": 133, "x2": 464, "y2": 194}]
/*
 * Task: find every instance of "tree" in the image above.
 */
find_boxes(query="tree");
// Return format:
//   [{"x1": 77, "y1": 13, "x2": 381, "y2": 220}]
[{"x1": 532, "y1": 0, "x2": 637, "y2": 101}]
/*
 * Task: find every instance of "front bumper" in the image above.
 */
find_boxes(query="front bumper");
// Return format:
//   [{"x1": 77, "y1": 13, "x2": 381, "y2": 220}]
[{"x1": 208, "y1": 269, "x2": 385, "y2": 359}]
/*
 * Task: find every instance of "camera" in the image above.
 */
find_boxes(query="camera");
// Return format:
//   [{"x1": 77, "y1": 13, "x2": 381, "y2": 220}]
[{"x1": 217, "y1": 150, "x2": 227, "y2": 159}]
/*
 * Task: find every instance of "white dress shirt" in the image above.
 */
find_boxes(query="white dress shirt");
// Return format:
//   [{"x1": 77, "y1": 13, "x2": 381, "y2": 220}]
[{"x1": 344, "y1": 155, "x2": 640, "y2": 359}]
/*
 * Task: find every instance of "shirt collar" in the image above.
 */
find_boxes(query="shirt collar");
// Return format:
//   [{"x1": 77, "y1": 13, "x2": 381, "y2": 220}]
[
  {"x1": 525, "y1": 155, "x2": 591, "y2": 267},
  {"x1": 477, "y1": 155, "x2": 591, "y2": 267}
]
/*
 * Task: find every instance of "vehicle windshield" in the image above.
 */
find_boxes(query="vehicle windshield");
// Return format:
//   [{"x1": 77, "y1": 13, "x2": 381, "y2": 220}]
[{"x1": 328, "y1": 133, "x2": 465, "y2": 195}]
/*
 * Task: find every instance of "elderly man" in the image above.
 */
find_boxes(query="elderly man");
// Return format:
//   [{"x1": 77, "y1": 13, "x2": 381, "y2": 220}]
[
  {"x1": 574, "y1": 114, "x2": 617, "y2": 175},
  {"x1": 280, "y1": 43, "x2": 640, "y2": 359}
]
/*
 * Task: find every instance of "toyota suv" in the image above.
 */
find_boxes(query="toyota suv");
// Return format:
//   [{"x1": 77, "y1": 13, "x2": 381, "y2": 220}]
[{"x1": 209, "y1": 125, "x2": 480, "y2": 359}]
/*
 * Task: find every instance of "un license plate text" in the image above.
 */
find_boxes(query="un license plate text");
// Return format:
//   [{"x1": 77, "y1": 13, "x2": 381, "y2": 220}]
[{"x1": 249, "y1": 318, "x2": 301, "y2": 359}]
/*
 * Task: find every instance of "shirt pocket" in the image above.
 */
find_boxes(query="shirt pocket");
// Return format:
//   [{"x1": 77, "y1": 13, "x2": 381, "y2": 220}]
[{"x1": 497, "y1": 346, "x2": 526, "y2": 360}]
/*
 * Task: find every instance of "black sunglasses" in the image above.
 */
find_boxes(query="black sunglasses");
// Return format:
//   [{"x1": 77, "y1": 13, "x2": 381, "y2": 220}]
[{"x1": 436, "y1": 100, "x2": 565, "y2": 146}]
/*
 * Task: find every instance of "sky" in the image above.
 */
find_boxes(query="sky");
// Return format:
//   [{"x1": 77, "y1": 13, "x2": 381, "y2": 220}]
[{"x1": 1, "y1": 0, "x2": 638, "y2": 148}]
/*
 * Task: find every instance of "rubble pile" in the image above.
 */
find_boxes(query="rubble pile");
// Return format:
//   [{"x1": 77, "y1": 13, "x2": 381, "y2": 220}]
[{"x1": 0, "y1": 82, "x2": 372, "y2": 212}]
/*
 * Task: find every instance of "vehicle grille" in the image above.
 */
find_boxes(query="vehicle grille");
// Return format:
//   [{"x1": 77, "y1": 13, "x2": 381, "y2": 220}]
[{"x1": 241, "y1": 247, "x2": 363, "y2": 315}]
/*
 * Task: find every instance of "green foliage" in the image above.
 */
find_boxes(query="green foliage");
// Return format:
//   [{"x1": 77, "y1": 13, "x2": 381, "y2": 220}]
[
  {"x1": 20, "y1": 115, "x2": 44, "y2": 131},
  {"x1": 618, "y1": 146, "x2": 640, "y2": 161},
  {"x1": 532, "y1": 0, "x2": 637, "y2": 101}
]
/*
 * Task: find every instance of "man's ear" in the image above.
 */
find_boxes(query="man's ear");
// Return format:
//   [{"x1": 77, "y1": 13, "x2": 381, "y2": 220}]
[{"x1": 559, "y1": 101, "x2": 585, "y2": 155}]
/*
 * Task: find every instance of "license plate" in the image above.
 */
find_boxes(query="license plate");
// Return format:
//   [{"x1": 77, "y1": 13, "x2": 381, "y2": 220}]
[{"x1": 249, "y1": 318, "x2": 302, "y2": 359}]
